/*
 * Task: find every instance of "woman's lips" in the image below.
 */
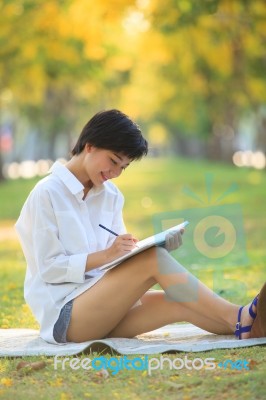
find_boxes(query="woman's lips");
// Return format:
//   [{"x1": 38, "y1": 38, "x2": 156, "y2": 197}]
[{"x1": 101, "y1": 172, "x2": 108, "y2": 181}]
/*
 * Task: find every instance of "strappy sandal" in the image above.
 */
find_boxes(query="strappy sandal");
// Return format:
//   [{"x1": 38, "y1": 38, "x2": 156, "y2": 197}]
[
  {"x1": 235, "y1": 282, "x2": 266, "y2": 340},
  {"x1": 250, "y1": 282, "x2": 266, "y2": 338}
]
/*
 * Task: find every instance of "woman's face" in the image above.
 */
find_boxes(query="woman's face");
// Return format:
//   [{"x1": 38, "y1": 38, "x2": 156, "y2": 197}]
[{"x1": 84, "y1": 144, "x2": 131, "y2": 187}]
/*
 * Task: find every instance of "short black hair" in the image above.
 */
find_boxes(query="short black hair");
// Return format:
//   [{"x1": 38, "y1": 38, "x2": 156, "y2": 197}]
[{"x1": 72, "y1": 109, "x2": 148, "y2": 160}]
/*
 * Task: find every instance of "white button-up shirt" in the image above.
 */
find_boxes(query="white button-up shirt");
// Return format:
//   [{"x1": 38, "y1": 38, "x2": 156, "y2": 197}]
[{"x1": 15, "y1": 161, "x2": 126, "y2": 344}]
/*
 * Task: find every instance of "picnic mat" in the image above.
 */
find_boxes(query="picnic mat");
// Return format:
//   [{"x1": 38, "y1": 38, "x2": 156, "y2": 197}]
[{"x1": 1, "y1": 323, "x2": 266, "y2": 357}]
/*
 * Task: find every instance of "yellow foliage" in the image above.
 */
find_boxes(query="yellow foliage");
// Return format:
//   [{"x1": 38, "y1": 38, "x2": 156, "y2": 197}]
[
  {"x1": 186, "y1": 25, "x2": 231, "y2": 77},
  {"x1": 191, "y1": 74, "x2": 207, "y2": 94},
  {"x1": 2, "y1": 3, "x2": 23, "y2": 18},
  {"x1": 0, "y1": 378, "x2": 13, "y2": 387},
  {"x1": 0, "y1": 362, "x2": 7, "y2": 373},
  {"x1": 7, "y1": 282, "x2": 17, "y2": 290},
  {"x1": 60, "y1": 393, "x2": 70, "y2": 400},
  {"x1": 35, "y1": 2, "x2": 61, "y2": 31},
  {"x1": 61, "y1": 0, "x2": 119, "y2": 41},
  {"x1": 22, "y1": 43, "x2": 38, "y2": 60},
  {"x1": 245, "y1": 34, "x2": 262, "y2": 56},
  {"x1": 0, "y1": 0, "x2": 266, "y2": 134},
  {"x1": 148, "y1": 123, "x2": 168, "y2": 146},
  {"x1": 252, "y1": 0, "x2": 266, "y2": 15},
  {"x1": 84, "y1": 43, "x2": 106, "y2": 60},
  {"x1": 139, "y1": 32, "x2": 172, "y2": 64},
  {"x1": 247, "y1": 78, "x2": 266, "y2": 101},
  {"x1": 49, "y1": 377, "x2": 63, "y2": 387},
  {"x1": 106, "y1": 55, "x2": 133, "y2": 71},
  {"x1": 22, "y1": 303, "x2": 30, "y2": 312}
]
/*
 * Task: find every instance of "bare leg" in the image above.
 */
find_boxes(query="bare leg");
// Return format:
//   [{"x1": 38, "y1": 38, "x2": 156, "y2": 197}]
[
  {"x1": 107, "y1": 290, "x2": 231, "y2": 338},
  {"x1": 66, "y1": 247, "x2": 250, "y2": 342}
]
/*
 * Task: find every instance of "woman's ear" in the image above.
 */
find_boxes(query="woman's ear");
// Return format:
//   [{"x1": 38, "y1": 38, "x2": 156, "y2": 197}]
[{"x1": 85, "y1": 143, "x2": 93, "y2": 153}]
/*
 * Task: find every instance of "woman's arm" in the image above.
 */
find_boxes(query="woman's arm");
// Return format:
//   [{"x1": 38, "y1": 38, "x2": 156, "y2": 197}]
[
  {"x1": 28, "y1": 189, "x2": 87, "y2": 284},
  {"x1": 85, "y1": 233, "x2": 138, "y2": 271},
  {"x1": 16, "y1": 186, "x2": 137, "y2": 283}
]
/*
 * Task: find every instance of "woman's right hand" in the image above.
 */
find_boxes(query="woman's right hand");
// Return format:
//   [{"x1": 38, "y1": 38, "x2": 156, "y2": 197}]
[{"x1": 106, "y1": 234, "x2": 138, "y2": 262}]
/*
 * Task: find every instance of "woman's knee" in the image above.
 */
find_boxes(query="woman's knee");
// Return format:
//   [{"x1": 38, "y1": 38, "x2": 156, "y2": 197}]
[
  {"x1": 112, "y1": 246, "x2": 169, "y2": 280},
  {"x1": 141, "y1": 246, "x2": 168, "y2": 262}
]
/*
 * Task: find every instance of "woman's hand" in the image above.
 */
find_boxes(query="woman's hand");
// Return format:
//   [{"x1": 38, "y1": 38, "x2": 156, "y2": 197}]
[
  {"x1": 164, "y1": 229, "x2": 184, "y2": 252},
  {"x1": 85, "y1": 234, "x2": 138, "y2": 271},
  {"x1": 106, "y1": 233, "x2": 138, "y2": 262}
]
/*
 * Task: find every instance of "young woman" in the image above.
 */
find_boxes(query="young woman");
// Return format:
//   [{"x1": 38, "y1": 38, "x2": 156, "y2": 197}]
[{"x1": 15, "y1": 109, "x2": 266, "y2": 344}]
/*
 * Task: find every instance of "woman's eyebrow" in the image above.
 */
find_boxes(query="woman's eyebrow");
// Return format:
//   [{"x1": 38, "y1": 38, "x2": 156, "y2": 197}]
[
  {"x1": 113, "y1": 153, "x2": 130, "y2": 166},
  {"x1": 113, "y1": 153, "x2": 123, "y2": 161}
]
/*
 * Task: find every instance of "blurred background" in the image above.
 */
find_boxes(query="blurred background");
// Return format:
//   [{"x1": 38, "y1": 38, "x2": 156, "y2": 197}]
[{"x1": 0, "y1": 0, "x2": 266, "y2": 180}]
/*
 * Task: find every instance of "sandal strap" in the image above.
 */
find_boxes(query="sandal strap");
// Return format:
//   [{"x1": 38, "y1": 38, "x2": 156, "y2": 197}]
[
  {"x1": 235, "y1": 306, "x2": 243, "y2": 338},
  {"x1": 235, "y1": 324, "x2": 252, "y2": 338},
  {"x1": 249, "y1": 296, "x2": 258, "y2": 320},
  {"x1": 235, "y1": 306, "x2": 252, "y2": 339},
  {"x1": 235, "y1": 296, "x2": 258, "y2": 339}
]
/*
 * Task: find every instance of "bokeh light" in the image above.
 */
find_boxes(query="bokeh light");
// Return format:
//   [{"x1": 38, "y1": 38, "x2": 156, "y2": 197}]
[{"x1": 232, "y1": 151, "x2": 265, "y2": 170}]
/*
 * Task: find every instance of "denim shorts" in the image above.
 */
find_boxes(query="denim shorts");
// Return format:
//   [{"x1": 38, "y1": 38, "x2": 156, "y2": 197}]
[{"x1": 53, "y1": 299, "x2": 74, "y2": 343}]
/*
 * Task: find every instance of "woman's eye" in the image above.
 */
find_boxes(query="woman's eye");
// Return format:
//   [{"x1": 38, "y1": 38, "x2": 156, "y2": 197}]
[{"x1": 111, "y1": 159, "x2": 117, "y2": 165}]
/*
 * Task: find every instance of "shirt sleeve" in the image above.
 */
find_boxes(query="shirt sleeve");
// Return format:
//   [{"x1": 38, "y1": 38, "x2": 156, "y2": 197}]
[{"x1": 28, "y1": 188, "x2": 87, "y2": 284}]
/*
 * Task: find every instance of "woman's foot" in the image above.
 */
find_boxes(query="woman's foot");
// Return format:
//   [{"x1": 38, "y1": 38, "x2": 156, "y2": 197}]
[
  {"x1": 235, "y1": 282, "x2": 266, "y2": 340},
  {"x1": 235, "y1": 299, "x2": 257, "y2": 339},
  {"x1": 250, "y1": 282, "x2": 266, "y2": 338}
]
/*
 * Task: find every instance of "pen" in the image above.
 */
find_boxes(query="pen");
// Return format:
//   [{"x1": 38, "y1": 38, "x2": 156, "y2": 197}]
[
  {"x1": 99, "y1": 224, "x2": 118, "y2": 236},
  {"x1": 99, "y1": 224, "x2": 139, "y2": 247}
]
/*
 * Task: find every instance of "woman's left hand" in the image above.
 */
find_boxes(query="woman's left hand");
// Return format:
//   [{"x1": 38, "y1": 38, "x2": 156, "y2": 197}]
[{"x1": 164, "y1": 229, "x2": 184, "y2": 252}]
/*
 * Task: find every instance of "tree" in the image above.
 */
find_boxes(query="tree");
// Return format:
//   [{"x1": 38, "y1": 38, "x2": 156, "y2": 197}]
[
  {"x1": 125, "y1": 0, "x2": 266, "y2": 159},
  {"x1": 0, "y1": 0, "x2": 137, "y2": 179}
]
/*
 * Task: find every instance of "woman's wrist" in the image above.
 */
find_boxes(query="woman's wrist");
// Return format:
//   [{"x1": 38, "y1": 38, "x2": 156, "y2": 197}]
[{"x1": 85, "y1": 249, "x2": 111, "y2": 272}]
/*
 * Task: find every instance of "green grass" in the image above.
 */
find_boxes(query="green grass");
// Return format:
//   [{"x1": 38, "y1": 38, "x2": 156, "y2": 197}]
[
  {"x1": 0, "y1": 156, "x2": 266, "y2": 399},
  {"x1": 0, "y1": 347, "x2": 265, "y2": 400}
]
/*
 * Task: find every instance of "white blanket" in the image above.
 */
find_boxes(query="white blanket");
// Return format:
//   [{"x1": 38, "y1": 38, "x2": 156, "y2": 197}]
[{"x1": 1, "y1": 324, "x2": 266, "y2": 357}]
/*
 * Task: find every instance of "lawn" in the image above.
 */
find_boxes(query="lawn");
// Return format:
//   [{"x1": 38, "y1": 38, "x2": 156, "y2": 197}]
[{"x1": 0, "y1": 156, "x2": 265, "y2": 399}]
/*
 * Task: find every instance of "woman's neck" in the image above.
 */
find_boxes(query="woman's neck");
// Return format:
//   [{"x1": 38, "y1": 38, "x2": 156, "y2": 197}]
[{"x1": 65, "y1": 156, "x2": 93, "y2": 190}]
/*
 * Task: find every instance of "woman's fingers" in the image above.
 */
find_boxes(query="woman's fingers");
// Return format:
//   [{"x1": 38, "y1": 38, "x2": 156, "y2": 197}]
[
  {"x1": 114, "y1": 234, "x2": 138, "y2": 252},
  {"x1": 165, "y1": 230, "x2": 183, "y2": 252}
]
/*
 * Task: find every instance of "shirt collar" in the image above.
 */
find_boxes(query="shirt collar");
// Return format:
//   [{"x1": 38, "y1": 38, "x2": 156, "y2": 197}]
[
  {"x1": 50, "y1": 161, "x2": 84, "y2": 196},
  {"x1": 50, "y1": 161, "x2": 106, "y2": 198}
]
